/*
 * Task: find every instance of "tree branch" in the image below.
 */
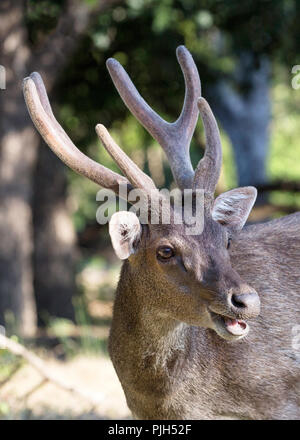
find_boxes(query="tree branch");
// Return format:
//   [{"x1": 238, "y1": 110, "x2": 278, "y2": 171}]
[{"x1": 0, "y1": 334, "x2": 105, "y2": 406}]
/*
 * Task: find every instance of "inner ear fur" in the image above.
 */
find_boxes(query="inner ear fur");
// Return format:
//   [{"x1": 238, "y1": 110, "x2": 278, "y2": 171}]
[
  {"x1": 109, "y1": 211, "x2": 142, "y2": 260},
  {"x1": 212, "y1": 186, "x2": 257, "y2": 231}
]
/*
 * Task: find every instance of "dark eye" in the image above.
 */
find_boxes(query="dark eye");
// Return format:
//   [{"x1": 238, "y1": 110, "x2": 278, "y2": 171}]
[
  {"x1": 156, "y1": 246, "x2": 175, "y2": 261},
  {"x1": 227, "y1": 237, "x2": 232, "y2": 250}
]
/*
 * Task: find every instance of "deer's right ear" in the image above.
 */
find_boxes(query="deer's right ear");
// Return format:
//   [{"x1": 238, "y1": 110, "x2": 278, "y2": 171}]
[{"x1": 109, "y1": 211, "x2": 142, "y2": 260}]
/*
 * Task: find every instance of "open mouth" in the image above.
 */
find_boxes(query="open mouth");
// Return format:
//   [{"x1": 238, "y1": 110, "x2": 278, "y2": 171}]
[
  {"x1": 223, "y1": 317, "x2": 248, "y2": 336},
  {"x1": 209, "y1": 310, "x2": 249, "y2": 340}
]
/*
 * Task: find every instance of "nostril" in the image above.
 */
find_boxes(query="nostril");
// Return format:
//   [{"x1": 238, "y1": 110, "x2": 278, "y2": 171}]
[
  {"x1": 231, "y1": 293, "x2": 247, "y2": 309},
  {"x1": 230, "y1": 291, "x2": 260, "y2": 316}
]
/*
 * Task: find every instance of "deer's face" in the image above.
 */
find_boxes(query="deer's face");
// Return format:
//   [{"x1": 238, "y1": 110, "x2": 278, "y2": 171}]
[{"x1": 109, "y1": 188, "x2": 260, "y2": 342}]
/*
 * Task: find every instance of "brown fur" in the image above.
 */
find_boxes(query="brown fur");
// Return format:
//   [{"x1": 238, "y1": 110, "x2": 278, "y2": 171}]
[{"x1": 109, "y1": 211, "x2": 300, "y2": 419}]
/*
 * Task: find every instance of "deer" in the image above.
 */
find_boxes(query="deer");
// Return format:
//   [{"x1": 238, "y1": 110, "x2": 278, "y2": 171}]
[{"x1": 23, "y1": 46, "x2": 300, "y2": 420}]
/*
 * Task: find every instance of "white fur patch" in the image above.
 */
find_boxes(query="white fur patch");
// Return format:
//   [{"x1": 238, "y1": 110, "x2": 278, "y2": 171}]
[{"x1": 109, "y1": 211, "x2": 142, "y2": 260}]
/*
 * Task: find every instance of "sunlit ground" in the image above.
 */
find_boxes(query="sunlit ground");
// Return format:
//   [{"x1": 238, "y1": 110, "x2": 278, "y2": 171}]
[
  {"x1": 0, "y1": 355, "x2": 130, "y2": 420},
  {"x1": 0, "y1": 259, "x2": 131, "y2": 420}
]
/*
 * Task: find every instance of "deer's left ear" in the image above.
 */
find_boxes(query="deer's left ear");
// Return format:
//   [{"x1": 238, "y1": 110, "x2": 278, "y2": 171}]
[
  {"x1": 109, "y1": 211, "x2": 142, "y2": 260},
  {"x1": 212, "y1": 186, "x2": 257, "y2": 231}
]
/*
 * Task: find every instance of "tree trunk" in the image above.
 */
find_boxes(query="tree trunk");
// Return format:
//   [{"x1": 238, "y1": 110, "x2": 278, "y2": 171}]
[
  {"x1": 207, "y1": 53, "x2": 271, "y2": 202},
  {"x1": 0, "y1": 0, "x2": 119, "y2": 334},
  {"x1": 30, "y1": 0, "x2": 120, "y2": 326},
  {"x1": 32, "y1": 145, "x2": 77, "y2": 326},
  {"x1": 0, "y1": 0, "x2": 38, "y2": 336}
]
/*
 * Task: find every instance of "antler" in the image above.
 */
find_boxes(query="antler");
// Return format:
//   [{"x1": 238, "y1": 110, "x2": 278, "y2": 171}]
[
  {"x1": 24, "y1": 46, "x2": 223, "y2": 202},
  {"x1": 95, "y1": 124, "x2": 157, "y2": 193},
  {"x1": 106, "y1": 45, "x2": 201, "y2": 190},
  {"x1": 193, "y1": 97, "x2": 222, "y2": 194},
  {"x1": 23, "y1": 72, "x2": 157, "y2": 196}
]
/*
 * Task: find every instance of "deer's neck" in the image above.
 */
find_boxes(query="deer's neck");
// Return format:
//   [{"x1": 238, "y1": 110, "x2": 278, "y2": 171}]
[{"x1": 109, "y1": 262, "x2": 194, "y2": 392}]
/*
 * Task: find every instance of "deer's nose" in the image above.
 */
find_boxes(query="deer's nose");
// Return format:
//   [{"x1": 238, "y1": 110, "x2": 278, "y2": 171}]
[{"x1": 230, "y1": 291, "x2": 260, "y2": 317}]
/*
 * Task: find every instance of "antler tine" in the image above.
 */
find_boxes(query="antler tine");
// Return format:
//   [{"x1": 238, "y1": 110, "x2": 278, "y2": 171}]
[
  {"x1": 106, "y1": 45, "x2": 201, "y2": 190},
  {"x1": 174, "y1": 46, "x2": 202, "y2": 139},
  {"x1": 30, "y1": 72, "x2": 54, "y2": 119},
  {"x1": 28, "y1": 72, "x2": 156, "y2": 193},
  {"x1": 95, "y1": 124, "x2": 157, "y2": 192},
  {"x1": 23, "y1": 74, "x2": 130, "y2": 193},
  {"x1": 193, "y1": 97, "x2": 222, "y2": 194},
  {"x1": 29, "y1": 72, "x2": 78, "y2": 150}
]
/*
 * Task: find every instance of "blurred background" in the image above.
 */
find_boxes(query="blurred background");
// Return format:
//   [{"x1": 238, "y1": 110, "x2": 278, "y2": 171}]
[{"x1": 0, "y1": 0, "x2": 300, "y2": 419}]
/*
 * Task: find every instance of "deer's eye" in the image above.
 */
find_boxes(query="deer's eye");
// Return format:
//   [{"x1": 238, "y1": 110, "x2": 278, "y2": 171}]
[
  {"x1": 227, "y1": 237, "x2": 232, "y2": 249},
  {"x1": 156, "y1": 246, "x2": 175, "y2": 261}
]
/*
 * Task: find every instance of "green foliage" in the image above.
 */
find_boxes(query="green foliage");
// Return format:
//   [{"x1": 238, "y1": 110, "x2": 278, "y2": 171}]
[
  {"x1": 26, "y1": 0, "x2": 300, "y2": 242},
  {"x1": 0, "y1": 341, "x2": 23, "y2": 405},
  {"x1": 48, "y1": 296, "x2": 109, "y2": 358},
  {"x1": 0, "y1": 349, "x2": 21, "y2": 382},
  {"x1": 0, "y1": 401, "x2": 10, "y2": 417},
  {"x1": 268, "y1": 65, "x2": 300, "y2": 208},
  {"x1": 26, "y1": 0, "x2": 64, "y2": 43},
  {"x1": 270, "y1": 67, "x2": 300, "y2": 180}
]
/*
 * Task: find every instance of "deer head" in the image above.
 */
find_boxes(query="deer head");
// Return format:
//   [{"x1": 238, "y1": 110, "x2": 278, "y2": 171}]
[{"x1": 23, "y1": 46, "x2": 260, "y2": 342}]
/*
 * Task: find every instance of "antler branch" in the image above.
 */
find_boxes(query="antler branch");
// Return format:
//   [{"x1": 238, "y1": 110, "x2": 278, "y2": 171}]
[
  {"x1": 95, "y1": 124, "x2": 157, "y2": 192},
  {"x1": 24, "y1": 47, "x2": 223, "y2": 202},
  {"x1": 106, "y1": 45, "x2": 201, "y2": 190},
  {"x1": 193, "y1": 97, "x2": 222, "y2": 194},
  {"x1": 23, "y1": 73, "x2": 130, "y2": 193}
]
